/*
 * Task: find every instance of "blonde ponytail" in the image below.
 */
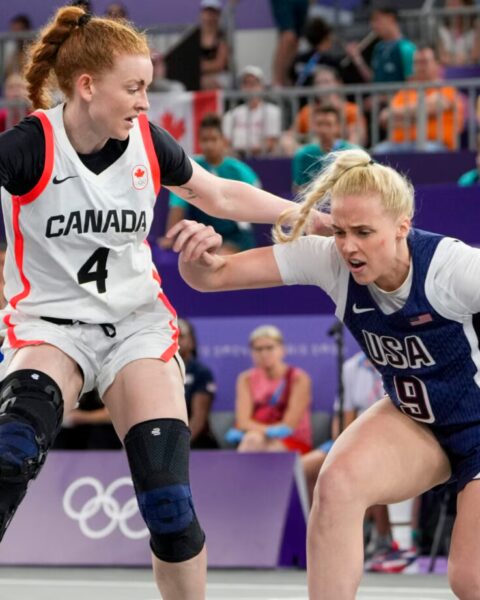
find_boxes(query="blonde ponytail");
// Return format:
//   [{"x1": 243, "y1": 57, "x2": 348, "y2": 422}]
[{"x1": 274, "y1": 149, "x2": 414, "y2": 243}]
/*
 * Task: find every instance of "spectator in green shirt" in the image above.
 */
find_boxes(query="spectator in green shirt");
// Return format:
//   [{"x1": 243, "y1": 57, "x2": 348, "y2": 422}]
[
  {"x1": 160, "y1": 113, "x2": 261, "y2": 254},
  {"x1": 292, "y1": 105, "x2": 357, "y2": 191},
  {"x1": 346, "y1": 4, "x2": 416, "y2": 84},
  {"x1": 458, "y1": 143, "x2": 480, "y2": 186}
]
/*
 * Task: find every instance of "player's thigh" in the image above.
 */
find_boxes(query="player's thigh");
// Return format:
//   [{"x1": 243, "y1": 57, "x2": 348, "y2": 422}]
[
  {"x1": 320, "y1": 397, "x2": 451, "y2": 506},
  {"x1": 448, "y1": 480, "x2": 480, "y2": 580},
  {"x1": 5, "y1": 344, "x2": 83, "y2": 412},
  {"x1": 102, "y1": 357, "x2": 187, "y2": 441}
]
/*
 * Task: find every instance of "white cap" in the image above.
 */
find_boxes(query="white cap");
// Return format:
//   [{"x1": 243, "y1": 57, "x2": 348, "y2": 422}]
[
  {"x1": 200, "y1": 0, "x2": 222, "y2": 10},
  {"x1": 239, "y1": 65, "x2": 264, "y2": 82}
]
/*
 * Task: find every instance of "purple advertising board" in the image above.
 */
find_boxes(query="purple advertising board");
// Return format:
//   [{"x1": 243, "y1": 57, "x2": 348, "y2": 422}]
[{"x1": 0, "y1": 451, "x2": 307, "y2": 568}]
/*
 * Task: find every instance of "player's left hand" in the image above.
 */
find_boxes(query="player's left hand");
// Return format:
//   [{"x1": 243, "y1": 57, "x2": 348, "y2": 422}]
[{"x1": 166, "y1": 219, "x2": 223, "y2": 265}]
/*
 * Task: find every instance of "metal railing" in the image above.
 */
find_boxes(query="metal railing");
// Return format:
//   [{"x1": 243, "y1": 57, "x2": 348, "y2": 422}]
[
  {"x1": 1, "y1": 78, "x2": 478, "y2": 155},
  {"x1": 222, "y1": 78, "x2": 479, "y2": 155}
]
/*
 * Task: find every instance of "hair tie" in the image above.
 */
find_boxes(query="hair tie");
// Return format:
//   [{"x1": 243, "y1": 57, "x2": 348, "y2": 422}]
[
  {"x1": 78, "y1": 13, "x2": 92, "y2": 27},
  {"x1": 339, "y1": 159, "x2": 375, "y2": 179}
]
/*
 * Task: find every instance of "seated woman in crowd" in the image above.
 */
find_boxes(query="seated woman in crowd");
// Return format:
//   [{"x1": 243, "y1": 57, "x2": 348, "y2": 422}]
[{"x1": 227, "y1": 325, "x2": 312, "y2": 453}]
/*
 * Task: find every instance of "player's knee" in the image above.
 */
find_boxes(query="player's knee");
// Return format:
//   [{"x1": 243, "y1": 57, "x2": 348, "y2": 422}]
[
  {"x1": 313, "y1": 461, "x2": 361, "y2": 512},
  {"x1": 449, "y1": 560, "x2": 480, "y2": 599},
  {"x1": 0, "y1": 369, "x2": 63, "y2": 482},
  {"x1": 125, "y1": 418, "x2": 205, "y2": 563}
]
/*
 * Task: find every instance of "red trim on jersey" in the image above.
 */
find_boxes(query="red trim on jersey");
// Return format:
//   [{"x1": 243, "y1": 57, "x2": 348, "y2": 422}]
[
  {"x1": 9, "y1": 111, "x2": 55, "y2": 309},
  {"x1": 150, "y1": 268, "x2": 178, "y2": 360},
  {"x1": 157, "y1": 288, "x2": 178, "y2": 361},
  {"x1": 138, "y1": 114, "x2": 161, "y2": 197},
  {"x1": 151, "y1": 267, "x2": 163, "y2": 287},
  {"x1": 3, "y1": 314, "x2": 44, "y2": 348},
  {"x1": 19, "y1": 111, "x2": 54, "y2": 206}
]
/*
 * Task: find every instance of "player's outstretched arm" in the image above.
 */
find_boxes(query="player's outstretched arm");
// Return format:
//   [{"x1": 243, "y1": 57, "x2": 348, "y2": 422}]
[
  {"x1": 167, "y1": 160, "x2": 332, "y2": 236},
  {"x1": 168, "y1": 220, "x2": 283, "y2": 293}
]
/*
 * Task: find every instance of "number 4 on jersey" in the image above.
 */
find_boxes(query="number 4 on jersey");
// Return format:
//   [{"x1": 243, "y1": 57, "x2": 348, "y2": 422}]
[{"x1": 77, "y1": 247, "x2": 110, "y2": 293}]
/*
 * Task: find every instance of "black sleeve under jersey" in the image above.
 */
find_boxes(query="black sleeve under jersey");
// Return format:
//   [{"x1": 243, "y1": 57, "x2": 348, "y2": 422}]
[
  {"x1": 0, "y1": 117, "x2": 193, "y2": 196},
  {"x1": 148, "y1": 122, "x2": 193, "y2": 187},
  {"x1": 0, "y1": 116, "x2": 46, "y2": 196}
]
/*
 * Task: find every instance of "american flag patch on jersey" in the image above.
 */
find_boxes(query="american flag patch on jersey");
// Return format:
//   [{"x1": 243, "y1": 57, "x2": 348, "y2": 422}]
[{"x1": 409, "y1": 313, "x2": 433, "y2": 326}]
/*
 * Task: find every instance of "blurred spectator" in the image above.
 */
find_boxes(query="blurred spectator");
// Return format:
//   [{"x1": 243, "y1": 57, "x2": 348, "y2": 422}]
[
  {"x1": 291, "y1": 16, "x2": 338, "y2": 87},
  {"x1": 345, "y1": 4, "x2": 416, "y2": 84},
  {"x1": 53, "y1": 389, "x2": 121, "y2": 450},
  {"x1": 226, "y1": 325, "x2": 312, "y2": 453},
  {"x1": 438, "y1": 0, "x2": 480, "y2": 66},
  {"x1": 0, "y1": 73, "x2": 30, "y2": 133},
  {"x1": 199, "y1": 0, "x2": 230, "y2": 90},
  {"x1": 3, "y1": 14, "x2": 32, "y2": 78},
  {"x1": 270, "y1": 0, "x2": 310, "y2": 87},
  {"x1": 161, "y1": 113, "x2": 258, "y2": 254},
  {"x1": 294, "y1": 66, "x2": 367, "y2": 146},
  {"x1": 458, "y1": 135, "x2": 480, "y2": 184},
  {"x1": 105, "y1": 2, "x2": 128, "y2": 20},
  {"x1": 178, "y1": 318, "x2": 219, "y2": 449},
  {"x1": 375, "y1": 45, "x2": 465, "y2": 152},
  {"x1": 149, "y1": 51, "x2": 186, "y2": 93},
  {"x1": 223, "y1": 66, "x2": 282, "y2": 156},
  {"x1": 292, "y1": 105, "x2": 357, "y2": 190}
]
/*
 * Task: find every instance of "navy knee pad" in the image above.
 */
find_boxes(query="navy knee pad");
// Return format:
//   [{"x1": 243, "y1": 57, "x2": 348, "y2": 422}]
[
  {"x1": 124, "y1": 418, "x2": 205, "y2": 563},
  {"x1": 0, "y1": 369, "x2": 64, "y2": 541}
]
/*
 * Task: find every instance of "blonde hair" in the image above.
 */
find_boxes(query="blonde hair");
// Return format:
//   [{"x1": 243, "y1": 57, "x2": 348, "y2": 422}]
[
  {"x1": 249, "y1": 325, "x2": 284, "y2": 346},
  {"x1": 24, "y1": 6, "x2": 149, "y2": 109},
  {"x1": 274, "y1": 148, "x2": 415, "y2": 243}
]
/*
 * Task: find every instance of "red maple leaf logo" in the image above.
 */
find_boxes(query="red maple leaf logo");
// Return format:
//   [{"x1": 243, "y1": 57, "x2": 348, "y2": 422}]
[
  {"x1": 134, "y1": 168, "x2": 145, "y2": 178},
  {"x1": 160, "y1": 111, "x2": 186, "y2": 140}
]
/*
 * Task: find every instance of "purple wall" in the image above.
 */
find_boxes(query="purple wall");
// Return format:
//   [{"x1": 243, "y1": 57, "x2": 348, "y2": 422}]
[
  {"x1": 0, "y1": 0, "x2": 275, "y2": 31},
  {"x1": 0, "y1": 451, "x2": 307, "y2": 568}
]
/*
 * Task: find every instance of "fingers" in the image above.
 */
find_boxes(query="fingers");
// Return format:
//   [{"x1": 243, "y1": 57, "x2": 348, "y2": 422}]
[
  {"x1": 169, "y1": 219, "x2": 222, "y2": 262},
  {"x1": 308, "y1": 211, "x2": 333, "y2": 236}
]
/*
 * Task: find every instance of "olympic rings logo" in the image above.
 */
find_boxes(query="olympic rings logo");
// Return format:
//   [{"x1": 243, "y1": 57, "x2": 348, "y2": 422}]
[{"x1": 63, "y1": 476, "x2": 149, "y2": 540}]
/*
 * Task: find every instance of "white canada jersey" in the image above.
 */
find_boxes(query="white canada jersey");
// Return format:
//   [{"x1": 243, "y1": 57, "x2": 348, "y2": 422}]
[{"x1": 1, "y1": 104, "x2": 168, "y2": 323}]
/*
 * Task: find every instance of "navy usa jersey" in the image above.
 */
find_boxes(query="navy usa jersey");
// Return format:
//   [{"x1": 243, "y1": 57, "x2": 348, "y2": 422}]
[{"x1": 343, "y1": 229, "x2": 480, "y2": 434}]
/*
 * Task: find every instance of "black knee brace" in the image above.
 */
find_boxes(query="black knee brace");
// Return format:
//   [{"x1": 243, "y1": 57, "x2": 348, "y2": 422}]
[
  {"x1": 124, "y1": 418, "x2": 205, "y2": 563},
  {"x1": 0, "y1": 369, "x2": 63, "y2": 542}
]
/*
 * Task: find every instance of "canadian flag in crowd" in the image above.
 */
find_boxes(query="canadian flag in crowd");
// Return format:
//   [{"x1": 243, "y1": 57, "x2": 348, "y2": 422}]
[{"x1": 148, "y1": 90, "x2": 222, "y2": 155}]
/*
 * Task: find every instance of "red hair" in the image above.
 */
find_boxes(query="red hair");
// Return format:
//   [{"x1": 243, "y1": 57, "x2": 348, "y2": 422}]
[{"x1": 24, "y1": 6, "x2": 149, "y2": 109}]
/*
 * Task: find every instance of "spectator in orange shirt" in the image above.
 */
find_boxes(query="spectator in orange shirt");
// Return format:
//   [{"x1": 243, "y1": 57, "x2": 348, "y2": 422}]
[
  {"x1": 294, "y1": 66, "x2": 367, "y2": 147},
  {"x1": 375, "y1": 45, "x2": 465, "y2": 152}
]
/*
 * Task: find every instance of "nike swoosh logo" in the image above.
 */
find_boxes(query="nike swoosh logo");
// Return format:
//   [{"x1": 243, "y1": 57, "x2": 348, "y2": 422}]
[
  {"x1": 52, "y1": 175, "x2": 79, "y2": 184},
  {"x1": 352, "y1": 304, "x2": 375, "y2": 314}
]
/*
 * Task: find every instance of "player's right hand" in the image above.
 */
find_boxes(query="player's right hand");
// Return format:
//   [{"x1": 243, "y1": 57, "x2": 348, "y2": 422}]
[{"x1": 166, "y1": 219, "x2": 224, "y2": 267}]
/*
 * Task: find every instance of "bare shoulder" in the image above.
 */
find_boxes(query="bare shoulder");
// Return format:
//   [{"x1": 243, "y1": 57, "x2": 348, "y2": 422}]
[{"x1": 291, "y1": 367, "x2": 312, "y2": 383}]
